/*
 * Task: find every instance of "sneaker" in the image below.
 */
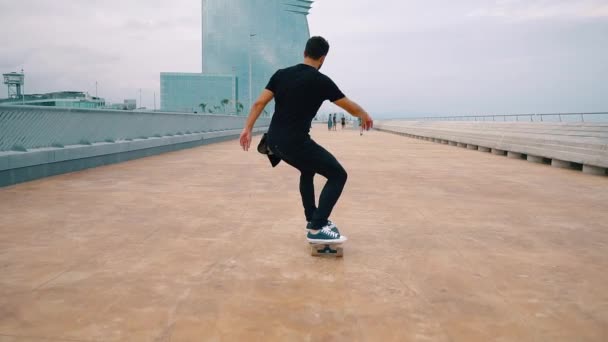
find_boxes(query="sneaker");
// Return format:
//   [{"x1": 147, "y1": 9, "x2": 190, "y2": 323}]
[
  {"x1": 306, "y1": 220, "x2": 340, "y2": 234},
  {"x1": 307, "y1": 225, "x2": 347, "y2": 244}
]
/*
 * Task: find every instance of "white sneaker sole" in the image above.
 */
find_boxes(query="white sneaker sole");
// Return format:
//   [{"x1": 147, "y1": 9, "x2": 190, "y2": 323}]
[
  {"x1": 305, "y1": 222, "x2": 338, "y2": 230},
  {"x1": 307, "y1": 235, "x2": 348, "y2": 244}
]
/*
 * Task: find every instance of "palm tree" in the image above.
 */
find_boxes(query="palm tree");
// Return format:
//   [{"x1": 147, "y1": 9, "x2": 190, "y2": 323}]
[
  {"x1": 236, "y1": 101, "x2": 244, "y2": 115},
  {"x1": 221, "y1": 99, "x2": 229, "y2": 113},
  {"x1": 199, "y1": 103, "x2": 207, "y2": 113}
]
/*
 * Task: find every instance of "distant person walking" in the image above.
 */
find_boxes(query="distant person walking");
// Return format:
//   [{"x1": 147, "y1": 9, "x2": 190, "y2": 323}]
[
  {"x1": 332, "y1": 114, "x2": 337, "y2": 131},
  {"x1": 341, "y1": 115, "x2": 346, "y2": 130},
  {"x1": 327, "y1": 115, "x2": 333, "y2": 131},
  {"x1": 239, "y1": 36, "x2": 373, "y2": 244},
  {"x1": 359, "y1": 117, "x2": 363, "y2": 136}
]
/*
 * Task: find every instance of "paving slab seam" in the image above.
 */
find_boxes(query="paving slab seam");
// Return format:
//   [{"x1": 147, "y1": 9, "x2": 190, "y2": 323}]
[
  {"x1": 21, "y1": 219, "x2": 191, "y2": 332},
  {"x1": 152, "y1": 288, "x2": 192, "y2": 342},
  {"x1": 369, "y1": 267, "x2": 453, "y2": 341},
  {"x1": 31, "y1": 265, "x2": 80, "y2": 293},
  {"x1": 395, "y1": 251, "x2": 455, "y2": 342},
  {"x1": 28, "y1": 210, "x2": 171, "y2": 293},
  {"x1": 436, "y1": 234, "x2": 536, "y2": 334},
  {"x1": 52, "y1": 248, "x2": 193, "y2": 338}
]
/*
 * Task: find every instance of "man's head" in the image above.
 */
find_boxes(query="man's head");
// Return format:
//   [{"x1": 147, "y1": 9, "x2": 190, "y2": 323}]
[{"x1": 304, "y1": 36, "x2": 329, "y2": 69}]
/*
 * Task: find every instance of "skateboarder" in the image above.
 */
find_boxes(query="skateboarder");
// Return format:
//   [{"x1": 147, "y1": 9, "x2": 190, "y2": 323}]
[{"x1": 239, "y1": 36, "x2": 373, "y2": 243}]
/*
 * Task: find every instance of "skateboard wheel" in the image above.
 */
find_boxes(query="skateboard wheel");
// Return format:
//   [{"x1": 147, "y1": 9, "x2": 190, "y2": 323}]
[{"x1": 310, "y1": 243, "x2": 343, "y2": 257}]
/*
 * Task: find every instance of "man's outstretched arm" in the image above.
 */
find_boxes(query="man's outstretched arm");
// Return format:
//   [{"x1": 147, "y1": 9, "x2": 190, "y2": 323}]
[
  {"x1": 334, "y1": 97, "x2": 374, "y2": 129},
  {"x1": 240, "y1": 89, "x2": 274, "y2": 151}
]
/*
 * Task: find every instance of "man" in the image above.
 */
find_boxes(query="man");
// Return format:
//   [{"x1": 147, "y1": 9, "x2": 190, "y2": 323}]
[
  {"x1": 359, "y1": 117, "x2": 364, "y2": 136},
  {"x1": 239, "y1": 36, "x2": 373, "y2": 243},
  {"x1": 332, "y1": 113, "x2": 337, "y2": 131}
]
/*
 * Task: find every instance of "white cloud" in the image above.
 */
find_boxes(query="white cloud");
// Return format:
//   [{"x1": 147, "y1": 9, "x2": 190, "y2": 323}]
[
  {"x1": 0, "y1": 0, "x2": 201, "y2": 107},
  {"x1": 468, "y1": 0, "x2": 608, "y2": 19},
  {"x1": 1, "y1": 0, "x2": 607, "y2": 115}
]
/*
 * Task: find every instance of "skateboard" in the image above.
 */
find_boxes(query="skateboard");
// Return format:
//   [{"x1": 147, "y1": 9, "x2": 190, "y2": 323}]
[{"x1": 309, "y1": 241, "x2": 344, "y2": 257}]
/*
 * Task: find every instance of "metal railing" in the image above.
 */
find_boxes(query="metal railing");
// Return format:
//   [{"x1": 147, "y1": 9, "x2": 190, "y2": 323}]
[
  {"x1": 0, "y1": 105, "x2": 269, "y2": 152},
  {"x1": 392, "y1": 112, "x2": 608, "y2": 123}
]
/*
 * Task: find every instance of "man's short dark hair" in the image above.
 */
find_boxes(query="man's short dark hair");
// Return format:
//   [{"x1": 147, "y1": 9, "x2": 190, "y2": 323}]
[{"x1": 305, "y1": 36, "x2": 330, "y2": 60}]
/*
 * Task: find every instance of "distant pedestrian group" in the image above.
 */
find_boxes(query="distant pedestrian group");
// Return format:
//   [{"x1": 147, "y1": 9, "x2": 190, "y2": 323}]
[{"x1": 327, "y1": 114, "x2": 346, "y2": 131}]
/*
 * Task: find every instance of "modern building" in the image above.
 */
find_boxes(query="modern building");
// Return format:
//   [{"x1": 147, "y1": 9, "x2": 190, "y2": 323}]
[
  {"x1": 106, "y1": 99, "x2": 137, "y2": 110},
  {"x1": 0, "y1": 91, "x2": 105, "y2": 109},
  {"x1": 2, "y1": 71, "x2": 25, "y2": 99},
  {"x1": 124, "y1": 99, "x2": 137, "y2": 110},
  {"x1": 160, "y1": 0, "x2": 313, "y2": 114}
]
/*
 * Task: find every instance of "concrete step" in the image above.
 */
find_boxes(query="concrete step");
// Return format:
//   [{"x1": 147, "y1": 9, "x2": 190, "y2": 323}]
[{"x1": 376, "y1": 122, "x2": 608, "y2": 171}]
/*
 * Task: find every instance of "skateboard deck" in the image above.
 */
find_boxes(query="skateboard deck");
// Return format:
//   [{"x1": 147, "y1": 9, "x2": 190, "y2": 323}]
[{"x1": 310, "y1": 242, "x2": 344, "y2": 257}]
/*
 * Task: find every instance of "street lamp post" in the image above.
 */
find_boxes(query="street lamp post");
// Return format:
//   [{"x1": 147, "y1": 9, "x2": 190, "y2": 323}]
[
  {"x1": 21, "y1": 69, "x2": 25, "y2": 106},
  {"x1": 232, "y1": 66, "x2": 237, "y2": 115},
  {"x1": 249, "y1": 33, "x2": 256, "y2": 115}
]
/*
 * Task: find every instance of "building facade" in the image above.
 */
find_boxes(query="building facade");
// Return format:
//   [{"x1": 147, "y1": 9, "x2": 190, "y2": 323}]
[
  {"x1": 0, "y1": 91, "x2": 105, "y2": 109},
  {"x1": 161, "y1": 0, "x2": 312, "y2": 114},
  {"x1": 106, "y1": 99, "x2": 137, "y2": 111},
  {"x1": 201, "y1": 0, "x2": 312, "y2": 113}
]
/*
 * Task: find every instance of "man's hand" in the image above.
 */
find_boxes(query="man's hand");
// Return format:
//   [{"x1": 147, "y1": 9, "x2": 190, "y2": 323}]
[
  {"x1": 361, "y1": 113, "x2": 374, "y2": 130},
  {"x1": 333, "y1": 97, "x2": 373, "y2": 130},
  {"x1": 239, "y1": 128, "x2": 252, "y2": 151},
  {"x1": 239, "y1": 89, "x2": 274, "y2": 151}
]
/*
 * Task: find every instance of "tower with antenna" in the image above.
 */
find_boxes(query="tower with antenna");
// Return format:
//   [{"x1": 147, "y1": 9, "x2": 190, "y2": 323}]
[{"x1": 2, "y1": 70, "x2": 25, "y2": 99}]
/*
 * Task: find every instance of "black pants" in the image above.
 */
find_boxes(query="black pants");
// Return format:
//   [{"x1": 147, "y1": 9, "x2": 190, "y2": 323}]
[{"x1": 270, "y1": 138, "x2": 348, "y2": 229}]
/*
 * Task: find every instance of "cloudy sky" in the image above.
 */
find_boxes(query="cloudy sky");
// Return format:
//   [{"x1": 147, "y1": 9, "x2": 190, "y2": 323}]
[{"x1": 1, "y1": 0, "x2": 607, "y2": 117}]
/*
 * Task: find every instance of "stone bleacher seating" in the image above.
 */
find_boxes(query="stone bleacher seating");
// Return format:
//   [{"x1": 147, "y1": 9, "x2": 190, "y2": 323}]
[{"x1": 375, "y1": 121, "x2": 608, "y2": 176}]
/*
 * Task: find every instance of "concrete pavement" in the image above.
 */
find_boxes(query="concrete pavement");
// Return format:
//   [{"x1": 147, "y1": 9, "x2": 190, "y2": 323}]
[{"x1": 1, "y1": 126, "x2": 607, "y2": 341}]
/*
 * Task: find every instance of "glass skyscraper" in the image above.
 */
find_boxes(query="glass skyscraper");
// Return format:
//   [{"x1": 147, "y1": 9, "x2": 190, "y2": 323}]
[{"x1": 161, "y1": 0, "x2": 313, "y2": 114}]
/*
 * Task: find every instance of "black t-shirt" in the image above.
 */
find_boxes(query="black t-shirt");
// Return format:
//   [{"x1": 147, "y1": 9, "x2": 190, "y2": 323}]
[{"x1": 265, "y1": 64, "x2": 345, "y2": 144}]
